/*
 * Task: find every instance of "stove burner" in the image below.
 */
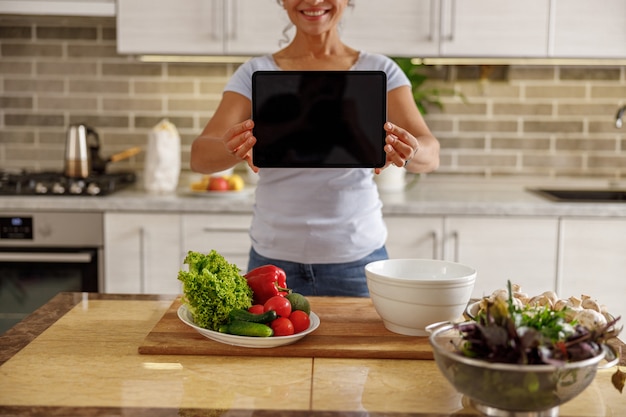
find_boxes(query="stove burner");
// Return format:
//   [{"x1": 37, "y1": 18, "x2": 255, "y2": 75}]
[{"x1": 0, "y1": 171, "x2": 136, "y2": 196}]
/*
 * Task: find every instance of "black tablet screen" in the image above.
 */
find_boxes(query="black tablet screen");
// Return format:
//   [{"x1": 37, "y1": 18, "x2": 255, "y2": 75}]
[{"x1": 252, "y1": 71, "x2": 387, "y2": 168}]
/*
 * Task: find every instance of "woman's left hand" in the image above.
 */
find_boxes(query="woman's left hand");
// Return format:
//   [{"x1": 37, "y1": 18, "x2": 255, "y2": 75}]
[{"x1": 376, "y1": 122, "x2": 419, "y2": 173}]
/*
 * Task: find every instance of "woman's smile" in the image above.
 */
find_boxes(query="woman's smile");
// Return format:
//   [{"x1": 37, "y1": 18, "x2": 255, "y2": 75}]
[
  {"x1": 301, "y1": 9, "x2": 328, "y2": 18},
  {"x1": 284, "y1": 0, "x2": 345, "y2": 30}
]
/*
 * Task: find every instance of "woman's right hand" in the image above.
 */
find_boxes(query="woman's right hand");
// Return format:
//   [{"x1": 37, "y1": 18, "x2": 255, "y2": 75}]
[{"x1": 224, "y1": 119, "x2": 258, "y2": 172}]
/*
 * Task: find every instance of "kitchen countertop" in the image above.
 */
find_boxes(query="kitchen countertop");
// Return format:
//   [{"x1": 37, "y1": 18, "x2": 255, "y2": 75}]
[
  {"x1": 1, "y1": 175, "x2": 626, "y2": 217},
  {"x1": 0, "y1": 292, "x2": 624, "y2": 417}
]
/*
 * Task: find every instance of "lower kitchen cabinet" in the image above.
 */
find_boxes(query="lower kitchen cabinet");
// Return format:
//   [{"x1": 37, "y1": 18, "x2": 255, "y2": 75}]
[
  {"x1": 100, "y1": 208, "x2": 623, "y2": 323},
  {"x1": 444, "y1": 217, "x2": 559, "y2": 299},
  {"x1": 385, "y1": 215, "x2": 560, "y2": 299},
  {"x1": 385, "y1": 216, "x2": 444, "y2": 260},
  {"x1": 181, "y1": 213, "x2": 252, "y2": 273},
  {"x1": 559, "y1": 218, "x2": 626, "y2": 326},
  {"x1": 104, "y1": 213, "x2": 182, "y2": 294}
]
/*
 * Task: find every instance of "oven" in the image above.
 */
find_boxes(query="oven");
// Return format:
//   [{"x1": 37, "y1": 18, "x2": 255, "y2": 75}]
[{"x1": 0, "y1": 212, "x2": 103, "y2": 335}]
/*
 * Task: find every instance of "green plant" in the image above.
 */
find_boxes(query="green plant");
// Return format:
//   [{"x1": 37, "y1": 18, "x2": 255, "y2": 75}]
[{"x1": 393, "y1": 58, "x2": 461, "y2": 114}]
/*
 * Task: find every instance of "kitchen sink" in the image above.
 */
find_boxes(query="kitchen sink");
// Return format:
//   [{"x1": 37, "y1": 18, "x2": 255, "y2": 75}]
[{"x1": 527, "y1": 188, "x2": 626, "y2": 202}]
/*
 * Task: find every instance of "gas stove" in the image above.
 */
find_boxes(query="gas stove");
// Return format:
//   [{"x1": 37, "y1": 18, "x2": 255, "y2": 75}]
[{"x1": 0, "y1": 170, "x2": 136, "y2": 196}]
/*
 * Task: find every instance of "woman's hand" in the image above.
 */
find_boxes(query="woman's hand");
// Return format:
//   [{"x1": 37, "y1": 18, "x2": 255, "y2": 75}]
[
  {"x1": 375, "y1": 122, "x2": 419, "y2": 174},
  {"x1": 224, "y1": 119, "x2": 258, "y2": 172}
]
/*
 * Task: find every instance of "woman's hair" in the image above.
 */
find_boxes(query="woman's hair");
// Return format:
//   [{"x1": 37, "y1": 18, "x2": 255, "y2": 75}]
[{"x1": 276, "y1": 0, "x2": 355, "y2": 47}]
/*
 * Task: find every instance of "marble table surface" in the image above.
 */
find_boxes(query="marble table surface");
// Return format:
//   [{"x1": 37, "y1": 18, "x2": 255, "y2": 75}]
[{"x1": 0, "y1": 292, "x2": 624, "y2": 417}]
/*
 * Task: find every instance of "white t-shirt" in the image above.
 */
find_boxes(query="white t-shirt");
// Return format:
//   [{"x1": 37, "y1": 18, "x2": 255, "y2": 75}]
[{"x1": 224, "y1": 52, "x2": 410, "y2": 264}]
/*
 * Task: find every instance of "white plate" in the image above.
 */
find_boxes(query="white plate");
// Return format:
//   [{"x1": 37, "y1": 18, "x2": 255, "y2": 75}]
[
  {"x1": 177, "y1": 304, "x2": 320, "y2": 348},
  {"x1": 185, "y1": 188, "x2": 252, "y2": 198}
]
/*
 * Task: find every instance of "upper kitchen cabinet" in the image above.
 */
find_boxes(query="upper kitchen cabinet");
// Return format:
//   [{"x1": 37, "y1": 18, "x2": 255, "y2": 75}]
[
  {"x1": 117, "y1": 0, "x2": 287, "y2": 56},
  {"x1": 551, "y1": 0, "x2": 626, "y2": 58},
  {"x1": 340, "y1": 0, "x2": 550, "y2": 58},
  {"x1": 341, "y1": 1, "x2": 440, "y2": 57},
  {"x1": 0, "y1": 0, "x2": 115, "y2": 16},
  {"x1": 116, "y1": 0, "x2": 626, "y2": 59},
  {"x1": 437, "y1": 0, "x2": 550, "y2": 57}
]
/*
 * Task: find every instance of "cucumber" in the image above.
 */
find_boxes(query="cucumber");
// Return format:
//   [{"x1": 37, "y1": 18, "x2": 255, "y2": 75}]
[
  {"x1": 228, "y1": 308, "x2": 278, "y2": 323},
  {"x1": 219, "y1": 320, "x2": 274, "y2": 337}
]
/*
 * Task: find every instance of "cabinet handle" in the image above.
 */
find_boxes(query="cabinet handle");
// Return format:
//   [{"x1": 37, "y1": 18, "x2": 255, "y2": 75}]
[
  {"x1": 430, "y1": 231, "x2": 439, "y2": 259},
  {"x1": 202, "y1": 227, "x2": 247, "y2": 233},
  {"x1": 227, "y1": 0, "x2": 238, "y2": 41},
  {"x1": 547, "y1": 0, "x2": 556, "y2": 56},
  {"x1": 428, "y1": 0, "x2": 437, "y2": 41},
  {"x1": 139, "y1": 226, "x2": 147, "y2": 294},
  {"x1": 210, "y1": 0, "x2": 220, "y2": 41},
  {"x1": 451, "y1": 230, "x2": 459, "y2": 262},
  {"x1": 0, "y1": 252, "x2": 92, "y2": 263},
  {"x1": 447, "y1": 0, "x2": 457, "y2": 42},
  {"x1": 439, "y1": 0, "x2": 456, "y2": 42}
]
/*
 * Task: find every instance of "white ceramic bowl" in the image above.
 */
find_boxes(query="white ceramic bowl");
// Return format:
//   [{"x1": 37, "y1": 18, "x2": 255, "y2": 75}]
[{"x1": 365, "y1": 259, "x2": 477, "y2": 336}]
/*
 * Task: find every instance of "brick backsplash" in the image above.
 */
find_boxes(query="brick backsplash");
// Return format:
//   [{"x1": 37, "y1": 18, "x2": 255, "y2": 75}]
[{"x1": 1, "y1": 15, "x2": 625, "y2": 179}]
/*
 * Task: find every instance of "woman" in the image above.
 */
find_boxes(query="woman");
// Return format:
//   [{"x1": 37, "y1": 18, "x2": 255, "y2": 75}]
[{"x1": 190, "y1": 0, "x2": 440, "y2": 296}]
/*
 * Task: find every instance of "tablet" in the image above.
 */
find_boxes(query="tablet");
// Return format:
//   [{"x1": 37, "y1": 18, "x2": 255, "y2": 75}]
[{"x1": 251, "y1": 70, "x2": 387, "y2": 168}]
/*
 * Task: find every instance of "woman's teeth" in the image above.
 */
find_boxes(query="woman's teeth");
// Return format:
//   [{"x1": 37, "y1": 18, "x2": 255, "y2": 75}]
[{"x1": 302, "y1": 10, "x2": 326, "y2": 17}]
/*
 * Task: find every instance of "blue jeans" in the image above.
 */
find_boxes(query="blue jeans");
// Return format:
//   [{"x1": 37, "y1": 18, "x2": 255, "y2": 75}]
[{"x1": 247, "y1": 246, "x2": 389, "y2": 297}]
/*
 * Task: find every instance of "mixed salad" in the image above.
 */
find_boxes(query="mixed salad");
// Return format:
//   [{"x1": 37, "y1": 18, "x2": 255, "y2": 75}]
[{"x1": 455, "y1": 281, "x2": 624, "y2": 392}]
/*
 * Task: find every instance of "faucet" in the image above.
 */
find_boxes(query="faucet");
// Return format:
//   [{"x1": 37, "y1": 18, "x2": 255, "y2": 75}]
[{"x1": 615, "y1": 105, "x2": 626, "y2": 128}]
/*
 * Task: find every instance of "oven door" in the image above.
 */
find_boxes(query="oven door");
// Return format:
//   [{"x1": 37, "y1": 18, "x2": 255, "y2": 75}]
[{"x1": 0, "y1": 247, "x2": 101, "y2": 334}]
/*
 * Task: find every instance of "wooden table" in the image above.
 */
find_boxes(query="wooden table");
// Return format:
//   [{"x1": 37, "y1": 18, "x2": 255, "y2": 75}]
[{"x1": 0, "y1": 292, "x2": 624, "y2": 417}]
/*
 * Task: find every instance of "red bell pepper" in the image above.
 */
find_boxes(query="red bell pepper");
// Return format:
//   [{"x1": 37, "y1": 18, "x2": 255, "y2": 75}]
[{"x1": 244, "y1": 264, "x2": 290, "y2": 305}]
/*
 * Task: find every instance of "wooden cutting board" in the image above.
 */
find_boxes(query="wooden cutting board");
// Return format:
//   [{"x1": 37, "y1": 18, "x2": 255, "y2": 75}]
[{"x1": 138, "y1": 296, "x2": 434, "y2": 359}]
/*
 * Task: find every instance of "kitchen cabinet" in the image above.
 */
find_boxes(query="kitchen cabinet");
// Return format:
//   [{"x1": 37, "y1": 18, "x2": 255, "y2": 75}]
[
  {"x1": 116, "y1": 0, "x2": 626, "y2": 59},
  {"x1": 436, "y1": 0, "x2": 550, "y2": 57},
  {"x1": 117, "y1": 0, "x2": 287, "y2": 55},
  {"x1": 342, "y1": 0, "x2": 551, "y2": 58},
  {"x1": 181, "y1": 213, "x2": 252, "y2": 273},
  {"x1": 385, "y1": 216, "x2": 444, "y2": 259},
  {"x1": 104, "y1": 213, "x2": 182, "y2": 294},
  {"x1": 0, "y1": 0, "x2": 115, "y2": 16},
  {"x1": 344, "y1": 0, "x2": 626, "y2": 59},
  {"x1": 443, "y1": 216, "x2": 559, "y2": 299},
  {"x1": 385, "y1": 215, "x2": 559, "y2": 299},
  {"x1": 341, "y1": 1, "x2": 440, "y2": 57},
  {"x1": 558, "y1": 218, "x2": 626, "y2": 327},
  {"x1": 551, "y1": 0, "x2": 626, "y2": 58}
]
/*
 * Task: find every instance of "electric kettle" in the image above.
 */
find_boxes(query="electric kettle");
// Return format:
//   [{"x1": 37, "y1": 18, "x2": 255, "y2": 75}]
[
  {"x1": 64, "y1": 124, "x2": 99, "y2": 178},
  {"x1": 64, "y1": 124, "x2": 142, "y2": 178}
]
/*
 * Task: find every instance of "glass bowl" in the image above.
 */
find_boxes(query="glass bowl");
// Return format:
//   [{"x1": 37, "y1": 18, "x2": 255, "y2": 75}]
[{"x1": 428, "y1": 322, "x2": 618, "y2": 417}]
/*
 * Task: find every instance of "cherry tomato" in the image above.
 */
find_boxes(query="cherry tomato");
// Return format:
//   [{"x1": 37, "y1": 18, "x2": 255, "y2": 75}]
[
  {"x1": 264, "y1": 295, "x2": 292, "y2": 318},
  {"x1": 271, "y1": 317, "x2": 294, "y2": 336},
  {"x1": 289, "y1": 310, "x2": 310, "y2": 334},
  {"x1": 248, "y1": 304, "x2": 264, "y2": 314}
]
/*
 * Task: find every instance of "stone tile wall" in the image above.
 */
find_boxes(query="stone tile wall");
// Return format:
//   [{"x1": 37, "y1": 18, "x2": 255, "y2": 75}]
[{"x1": 1, "y1": 15, "x2": 625, "y2": 179}]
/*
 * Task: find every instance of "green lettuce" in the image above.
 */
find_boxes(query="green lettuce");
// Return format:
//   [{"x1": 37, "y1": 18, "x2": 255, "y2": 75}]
[{"x1": 178, "y1": 250, "x2": 253, "y2": 331}]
